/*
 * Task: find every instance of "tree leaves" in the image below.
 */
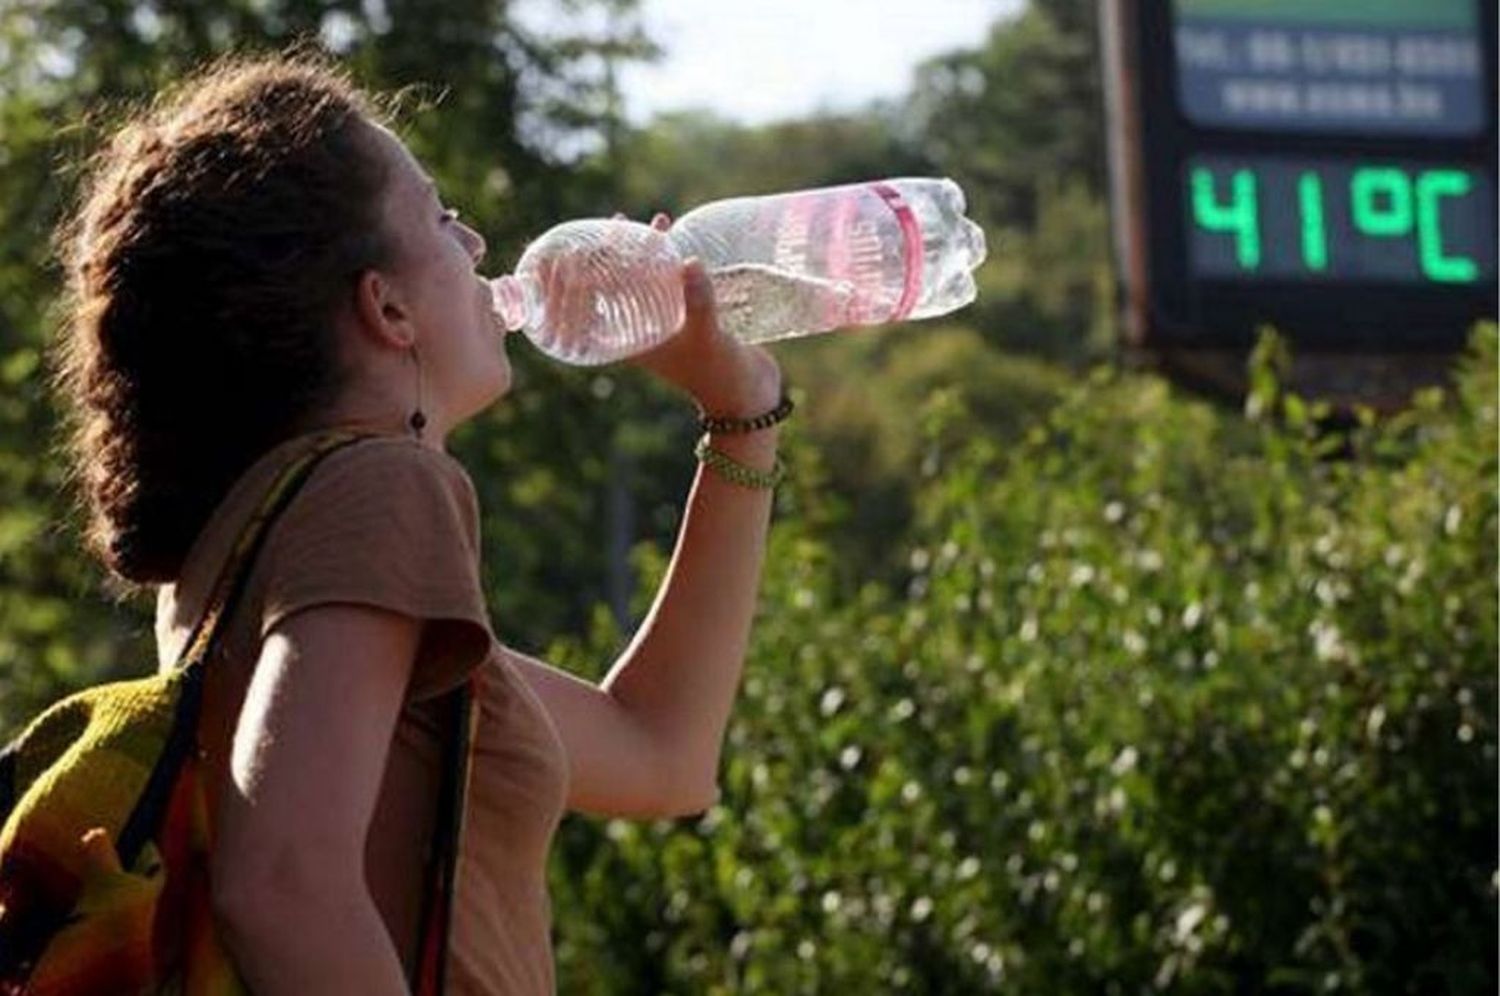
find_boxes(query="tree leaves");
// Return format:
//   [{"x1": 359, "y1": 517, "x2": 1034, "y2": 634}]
[{"x1": 551, "y1": 326, "x2": 1498, "y2": 994}]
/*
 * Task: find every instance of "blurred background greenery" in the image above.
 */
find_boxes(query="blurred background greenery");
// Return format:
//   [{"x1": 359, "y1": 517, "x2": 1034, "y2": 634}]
[{"x1": 0, "y1": 0, "x2": 1493, "y2": 991}]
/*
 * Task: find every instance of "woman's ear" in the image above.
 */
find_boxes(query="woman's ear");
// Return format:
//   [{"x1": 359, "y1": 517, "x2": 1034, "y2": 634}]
[{"x1": 351, "y1": 268, "x2": 416, "y2": 349}]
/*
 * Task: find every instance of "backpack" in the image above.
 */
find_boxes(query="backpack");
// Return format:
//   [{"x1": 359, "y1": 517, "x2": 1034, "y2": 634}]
[{"x1": 0, "y1": 429, "x2": 477, "y2": 995}]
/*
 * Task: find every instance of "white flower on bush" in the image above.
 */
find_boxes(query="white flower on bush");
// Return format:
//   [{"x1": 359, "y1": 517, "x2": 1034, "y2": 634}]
[
  {"x1": 1175, "y1": 901, "x2": 1207, "y2": 946},
  {"x1": 1309, "y1": 618, "x2": 1348, "y2": 662},
  {"x1": 1397, "y1": 557, "x2": 1426, "y2": 596},
  {"x1": 819, "y1": 686, "x2": 845, "y2": 716},
  {"x1": 1136, "y1": 549, "x2": 1164, "y2": 572}
]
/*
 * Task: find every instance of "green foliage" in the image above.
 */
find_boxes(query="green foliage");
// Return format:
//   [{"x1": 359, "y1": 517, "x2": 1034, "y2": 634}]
[
  {"x1": 975, "y1": 174, "x2": 1116, "y2": 362},
  {"x1": 610, "y1": 106, "x2": 933, "y2": 216},
  {"x1": 775, "y1": 326, "x2": 1075, "y2": 589},
  {"x1": 548, "y1": 325, "x2": 1498, "y2": 994},
  {"x1": 908, "y1": 2, "x2": 1103, "y2": 229},
  {"x1": 904, "y1": 1, "x2": 1112, "y2": 364}
]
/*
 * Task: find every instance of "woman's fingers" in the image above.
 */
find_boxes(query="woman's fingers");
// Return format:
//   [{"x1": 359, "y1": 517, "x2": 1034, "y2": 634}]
[
  {"x1": 679, "y1": 258, "x2": 727, "y2": 353},
  {"x1": 609, "y1": 211, "x2": 669, "y2": 230},
  {"x1": 682, "y1": 258, "x2": 714, "y2": 328}
]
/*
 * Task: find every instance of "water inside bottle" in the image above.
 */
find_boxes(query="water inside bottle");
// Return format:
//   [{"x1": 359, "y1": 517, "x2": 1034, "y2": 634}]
[{"x1": 708, "y1": 263, "x2": 859, "y2": 343}]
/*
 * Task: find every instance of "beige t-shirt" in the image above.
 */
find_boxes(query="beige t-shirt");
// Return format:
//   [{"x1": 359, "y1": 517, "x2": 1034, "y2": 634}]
[{"x1": 155, "y1": 430, "x2": 570, "y2": 994}]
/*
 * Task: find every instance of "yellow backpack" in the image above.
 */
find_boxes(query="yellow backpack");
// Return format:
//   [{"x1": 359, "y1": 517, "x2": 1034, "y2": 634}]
[{"x1": 0, "y1": 430, "x2": 476, "y2": 994}]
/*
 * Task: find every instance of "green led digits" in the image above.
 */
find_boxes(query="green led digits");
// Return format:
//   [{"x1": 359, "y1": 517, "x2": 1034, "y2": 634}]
[
  {"x1": 1188, "y1": 157, "x2": 1488, "y2": 284},
  {"x1": 1350, "y1": 166, "x2": 1478, "y2": 284},
  {"x1": 1192, "y1": 167, "x2": 1260, "y2": 269},
  {"x1": 1297, "y1": 171, "x2": 1329, "y2": 272},
  {"x1": 1416, "y1": 170, "x2": 1478, "y2": 283},
  {"x1": 1351, "y1": 168, "x2": 1414, "y2": 236}
]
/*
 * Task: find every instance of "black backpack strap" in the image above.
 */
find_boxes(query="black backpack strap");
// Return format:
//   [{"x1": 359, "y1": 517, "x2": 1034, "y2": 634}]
[
  {"x1": 0, "y1": 746, "x2": 15, "y2": 822},
  {"x1": 412, "y1": 675, "x2": 478, "y2": 995}
]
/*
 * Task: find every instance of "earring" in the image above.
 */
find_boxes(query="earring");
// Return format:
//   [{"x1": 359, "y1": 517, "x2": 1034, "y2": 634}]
[{"x1": 408, "y1": 345, "x2": 427, "y2": 439}]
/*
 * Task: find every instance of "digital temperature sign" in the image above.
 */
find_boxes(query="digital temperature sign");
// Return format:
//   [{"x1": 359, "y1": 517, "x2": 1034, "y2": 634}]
[
  {"x1": 1102, "y1": 0, "x2": 1497, "y2": 354},
  {"x1": 1187, "y1": 157, "x2": 1494, "y2": 284}
]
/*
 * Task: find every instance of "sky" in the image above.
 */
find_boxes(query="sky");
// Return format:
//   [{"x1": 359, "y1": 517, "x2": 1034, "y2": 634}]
[{"x1": 517, "y1": 0, "x2": 1017, "y2": 126}]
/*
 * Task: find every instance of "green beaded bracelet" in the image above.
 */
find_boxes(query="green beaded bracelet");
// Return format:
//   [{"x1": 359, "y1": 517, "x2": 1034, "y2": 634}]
[{"x1": 693, "y1": 433, "x2": 786, "y2": 490}]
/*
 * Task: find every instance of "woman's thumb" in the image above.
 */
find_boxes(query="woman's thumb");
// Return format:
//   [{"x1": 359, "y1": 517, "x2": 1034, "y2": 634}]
[{"x1": 682, "y1": 258, "x2": 716, "y2": 319}]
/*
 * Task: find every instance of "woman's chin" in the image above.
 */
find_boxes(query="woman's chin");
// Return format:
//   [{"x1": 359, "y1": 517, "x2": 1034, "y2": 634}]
[{"x1": 480, "y1": 369, "x2": 513, "y2": 411}]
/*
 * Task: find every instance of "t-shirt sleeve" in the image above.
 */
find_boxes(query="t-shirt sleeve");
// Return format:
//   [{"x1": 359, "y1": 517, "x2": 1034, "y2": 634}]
[{"x1": 256, "y1": 438, "x2": 494, "y2": 703}]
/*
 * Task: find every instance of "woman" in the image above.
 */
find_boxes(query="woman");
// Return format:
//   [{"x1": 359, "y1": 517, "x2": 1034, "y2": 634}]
[{"x1": 49, "y1": 53, "x2": 783, "y2": 994}]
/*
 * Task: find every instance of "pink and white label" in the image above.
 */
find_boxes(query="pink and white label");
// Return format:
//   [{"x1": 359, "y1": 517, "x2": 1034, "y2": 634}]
[{"x1": 869, "y1": 182, "x2": 924, "y2": 322}]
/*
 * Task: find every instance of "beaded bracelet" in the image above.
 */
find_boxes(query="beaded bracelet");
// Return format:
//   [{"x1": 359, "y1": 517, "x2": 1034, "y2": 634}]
[
  {"x1": 694, "y1": 433, "x2": 786, "y2": 491},
  {"x1": 697, "y1": 391, "x2": 795, "y2": 435}
]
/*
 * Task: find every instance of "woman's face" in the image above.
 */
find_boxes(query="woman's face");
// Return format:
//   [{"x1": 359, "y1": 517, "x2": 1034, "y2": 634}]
[{"x1": 364, "y1": 122, "x2": 512, "y2": 434}]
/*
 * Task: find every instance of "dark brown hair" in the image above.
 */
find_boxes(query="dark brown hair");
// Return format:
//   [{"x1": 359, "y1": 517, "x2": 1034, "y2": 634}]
[{"x1": 50, "y1": 52, "x2": 396, "y2": 595}]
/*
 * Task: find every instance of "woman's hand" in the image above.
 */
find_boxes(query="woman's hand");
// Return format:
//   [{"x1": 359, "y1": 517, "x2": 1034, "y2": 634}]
[{"x1": 624, "y1": 213, "x2": 784, "y2": 419}]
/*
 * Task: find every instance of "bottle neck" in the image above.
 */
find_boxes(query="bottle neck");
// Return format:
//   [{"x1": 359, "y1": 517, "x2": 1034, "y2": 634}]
[{"x1": 490, "y1": 273, "x2": 541, "y2": 331}]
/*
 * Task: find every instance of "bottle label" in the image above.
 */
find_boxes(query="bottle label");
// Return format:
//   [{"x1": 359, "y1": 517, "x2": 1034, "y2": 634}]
[
  {"x1": 772, "y1": 195, "x2": 815, "y2": 275},
  {"x1": 869, "y1": 183, "x2": 924, "y2": 321}
]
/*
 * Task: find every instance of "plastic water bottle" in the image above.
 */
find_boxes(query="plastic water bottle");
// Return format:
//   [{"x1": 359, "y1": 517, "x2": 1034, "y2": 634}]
[{"x1": 489, "y1": 178, "x2": 987, "y2": 365}]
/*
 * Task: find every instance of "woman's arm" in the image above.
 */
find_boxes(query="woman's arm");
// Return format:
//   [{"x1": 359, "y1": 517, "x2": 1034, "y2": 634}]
[
  {"x1": 210, "y1": 603, "x2": 420, "y2": 995},
  {"x1": 597, "y1": 255, "x2": 784, "y2": 808}
]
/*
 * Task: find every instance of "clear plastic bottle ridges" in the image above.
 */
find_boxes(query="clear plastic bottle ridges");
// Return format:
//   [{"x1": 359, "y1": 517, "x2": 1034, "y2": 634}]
[{"x1": 490, "y1": 177, "x2": 988, "y2": 365}]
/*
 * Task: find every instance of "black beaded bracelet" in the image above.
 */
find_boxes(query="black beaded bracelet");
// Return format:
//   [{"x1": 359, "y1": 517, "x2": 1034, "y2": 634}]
[{"x1": 698, "y1": 391, "x2": 795, "y2": 435}]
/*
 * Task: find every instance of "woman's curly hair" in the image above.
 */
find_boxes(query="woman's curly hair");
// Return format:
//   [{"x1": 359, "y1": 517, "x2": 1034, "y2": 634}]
[{"x1": 49, "y1": 52, "x2": 397, "y2": 594}]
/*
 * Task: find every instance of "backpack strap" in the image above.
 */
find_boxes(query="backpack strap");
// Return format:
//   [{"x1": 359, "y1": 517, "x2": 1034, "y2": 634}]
[
  {"x1": 118, "y1": 430, "x2": 377, "y2": 869},
  {"x1": 412, "y1": 673, "x2": 479, "y2": 995},
  {"x1": 171, "y1": 429, "x2": 378, "y2": 672},
  {"x1": 173, "y1": 428, "x2": 479, "y2": 991}
]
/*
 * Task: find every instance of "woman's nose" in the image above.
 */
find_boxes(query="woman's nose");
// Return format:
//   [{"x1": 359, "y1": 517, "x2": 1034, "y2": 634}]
[{"x1": 463, "y1": 222, "x2": 486, "y2": 266}]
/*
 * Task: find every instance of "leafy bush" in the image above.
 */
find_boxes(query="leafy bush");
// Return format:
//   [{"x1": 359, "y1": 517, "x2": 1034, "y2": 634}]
[{"x1": 549, "y1": 326, "x2": 1497, "y2": 995}]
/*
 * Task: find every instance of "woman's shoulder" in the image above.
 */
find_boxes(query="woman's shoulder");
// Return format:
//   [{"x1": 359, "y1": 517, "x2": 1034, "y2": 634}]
[
  {"x1": 314, "y1": 432, "x2": 473, "y2": 485},
  {"x1": 272, "y1": 433, "x2": 483, "y2": 553},
  {"x1": 153, "y1": 432, "x2": 480, "y2": 672},
  {"x1": 167, "y1": 432, "x2": 475, "y2": 566},
  {"x1": 266, "y1": 431, "x2": 480, "y2": 520}
]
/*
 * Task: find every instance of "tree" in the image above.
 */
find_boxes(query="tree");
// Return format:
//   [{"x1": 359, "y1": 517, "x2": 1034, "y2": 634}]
[{"x1": 904, "y1": 1, "x2": 1113, "y2": 363}]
